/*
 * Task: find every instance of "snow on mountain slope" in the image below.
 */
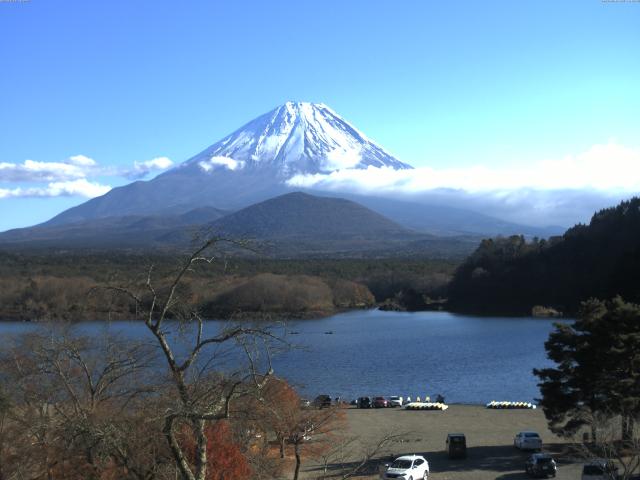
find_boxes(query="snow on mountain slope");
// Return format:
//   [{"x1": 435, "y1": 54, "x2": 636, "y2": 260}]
[
  {"x1": 185, "y1": 101, "x2": 412, "y2": 177},
  {"x1": 39, "y1": 101, "x2": 418, "y2": 225}
]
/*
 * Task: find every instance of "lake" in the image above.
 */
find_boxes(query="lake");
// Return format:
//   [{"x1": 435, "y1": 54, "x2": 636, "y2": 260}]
[{"x1": 0, "y1": 309, "x2": 564, "y2": 405}]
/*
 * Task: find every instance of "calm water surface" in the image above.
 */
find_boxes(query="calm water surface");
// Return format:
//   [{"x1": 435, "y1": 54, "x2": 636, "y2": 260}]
[{"x1": 0, "y1": 310, "x2": 564, "y2": 404}]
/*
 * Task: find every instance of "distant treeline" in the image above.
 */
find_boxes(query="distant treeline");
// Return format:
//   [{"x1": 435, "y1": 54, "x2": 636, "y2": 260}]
[
  {"x1": 0, "y1": 253, "x2": 456, "y2": 321},
  {"x1": 447, "y1": 197, "x2": 640, "y2": 315}
]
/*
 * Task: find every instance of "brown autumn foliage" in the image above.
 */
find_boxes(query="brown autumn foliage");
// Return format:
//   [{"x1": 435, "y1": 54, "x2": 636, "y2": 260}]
[
  {"x1": 0, "y1": 330, "x2": 351, "y2": 480},
  {"x1": 0, "y1": 272, "x2": 374, "y2": 321},
  {"x1": 0, "y1": 332, "x2": 175, "y2": 480},
  {"x1": 209, "y1": 274, "x2": 335, "y2": 316},
  {"x1": 180, "y1": 421, "x2": 253, "y2": 480},
  {"x1": 250, "y1": 377, "x2": 347, "y2": 480}
]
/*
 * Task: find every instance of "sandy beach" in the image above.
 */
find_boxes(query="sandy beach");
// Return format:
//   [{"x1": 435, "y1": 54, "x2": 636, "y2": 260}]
[{"x1": 302, "y1": 405, "x2": 585, "y2": 480}]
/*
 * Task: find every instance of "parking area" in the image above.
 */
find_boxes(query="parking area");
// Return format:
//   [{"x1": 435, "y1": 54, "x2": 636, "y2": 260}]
[{"x1": 303, "y1": 405, "x2": 585, "y2": 480}]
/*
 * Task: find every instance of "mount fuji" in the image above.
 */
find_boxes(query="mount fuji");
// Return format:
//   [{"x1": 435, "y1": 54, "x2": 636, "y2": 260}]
[
  {"x1": 45, "y1": 102, "x2": 412, "y2": 226},
  {"x1": 189, "y1": 101, "x2": 411, "y2": 175},
  {"x1": 0, "y1": 102, "x2": 561, "y2": 251}
]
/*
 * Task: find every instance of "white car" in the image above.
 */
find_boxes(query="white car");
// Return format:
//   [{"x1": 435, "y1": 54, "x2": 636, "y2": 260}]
[
  {"x1": 388, "y1": 396, "x2": 403, "y2": 407},
  {"x1": 514, "y1": 431, "x2": 542, "y2": 450},
  {"x1": 381, "y1": 454, "x2": 429, "y2": 480}
]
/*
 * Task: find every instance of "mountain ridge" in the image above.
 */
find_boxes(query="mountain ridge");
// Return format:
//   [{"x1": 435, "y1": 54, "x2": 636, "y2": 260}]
[{"x1": 0, "y1": 192, "x2": 480, "y2": 258}]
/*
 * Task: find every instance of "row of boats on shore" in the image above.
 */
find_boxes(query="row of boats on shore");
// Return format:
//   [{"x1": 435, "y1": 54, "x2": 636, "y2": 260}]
[
  {"x1": 486, "y1": 400, "x2": 537, "y2": 409},
  {"x1": 404, "y1": 402, "x2": 449, "y2": 411},
  {"x1": 322, "y1": 395, "x2": 538, "y2": 410},
  {"x1": 401, "y1": 400, "x2": 537, "y2": 411}
]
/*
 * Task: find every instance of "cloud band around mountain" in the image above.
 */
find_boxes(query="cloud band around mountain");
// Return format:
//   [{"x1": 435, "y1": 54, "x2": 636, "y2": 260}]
[{"x1": 287, "y1": 142, "x2": 640, "y2": 193}]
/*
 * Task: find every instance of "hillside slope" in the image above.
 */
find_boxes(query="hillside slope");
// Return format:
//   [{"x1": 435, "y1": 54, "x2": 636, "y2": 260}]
[
  {"x1": 210, "y1": 192, "x2": 408, "y2": 238},
  {"x1": 0, "y1": 192, "x2": 479, "y2": 258},
  {"x1": 447, "y1": 197, "x2": 640, "y2": 314}
]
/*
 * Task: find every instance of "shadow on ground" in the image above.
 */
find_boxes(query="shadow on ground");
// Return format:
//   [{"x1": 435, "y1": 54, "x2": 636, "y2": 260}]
[{"x1": 308, "y1": 443, "x2": 583, "y2": 479}]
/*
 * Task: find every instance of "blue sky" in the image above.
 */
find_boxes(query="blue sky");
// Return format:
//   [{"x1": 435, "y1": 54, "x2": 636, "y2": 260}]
[{"x1": 1, "y1": 0, "x2": 639, "y2": 230}]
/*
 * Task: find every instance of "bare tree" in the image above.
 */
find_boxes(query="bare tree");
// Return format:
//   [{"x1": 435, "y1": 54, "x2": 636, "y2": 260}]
[
  {"x1": 101, "y1": 237, "x2": 285, "y2": 480},
  {"x1": 0, "y1": 330, "x2": 164, "y2": 479},
  {"x1": 576, "y1": 410, "x2": 640, "y2": 480}
]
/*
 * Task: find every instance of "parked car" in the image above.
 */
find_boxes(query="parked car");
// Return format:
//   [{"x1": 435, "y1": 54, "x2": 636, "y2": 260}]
[
  {"x1": 525, "y1": 453, "x2": 557, "y2": 478},
  {"x1": 581, "y1": 459, "x2": 618, "y2": 480},
  {"x1": 514, "y1": 431, "x2": 542, "y2": 450},
  {"x1": 357, "y1": 396, "x2": 372, "y2": 408},
  {"x1": 388, "y1": 396, "x2": 403, "y2": 407},
  {"x1": 446, "y1": 433, "x2": 467, "y2": 459},
  {"x1": 313, "y1": 395, "x2": 332, "y2": 408},
  {"x1": 380, "y1": 454, "x2": 429, "y2": 480},
  {"x1": 373, "y1": 396, "x2": 389, "y2": 408}
]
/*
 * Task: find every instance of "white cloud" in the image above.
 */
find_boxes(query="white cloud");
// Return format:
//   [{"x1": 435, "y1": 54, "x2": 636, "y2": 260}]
[
  {"x1": 67, "y1": 154, "x2": 97, "y2": 167},
  {"x1": 0, "y1": 152, "x2": 177, "y2": 204},
  {"x1": 199, "y1": 156, "x2": 245, "y2": 172},
  {"x1": 124, "y1": 156, "x2": 174, "y2": 179},
  {"x1": 0, "y1": 158, "x2": 92, "y2": 182},
  {"x1": 323, "y1": 146, "x2": 362, "y2": 170},
  {"x1": 0, "y1": 153, "x2": 175, "y2": 203},
  {"x1": 287, "y1": 142, "x2": 640, "y2": 193},
  {"x1": 0, "y1": 154, "x2": 176, "y2": 184},
  {"x1": 0, "y1": 179, "x2": 111, "y2": 199}
]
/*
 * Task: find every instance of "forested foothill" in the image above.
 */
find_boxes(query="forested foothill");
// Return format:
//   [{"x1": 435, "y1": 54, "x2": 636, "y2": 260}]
[{"x1": 447, "y1": 197, "x2": 640, "y2": 316}]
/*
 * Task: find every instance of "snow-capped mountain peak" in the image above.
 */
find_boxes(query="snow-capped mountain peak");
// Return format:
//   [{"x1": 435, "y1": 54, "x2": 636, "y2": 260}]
[{"x1": 187, "y1": 101, "x2": 413, "y2": 177}]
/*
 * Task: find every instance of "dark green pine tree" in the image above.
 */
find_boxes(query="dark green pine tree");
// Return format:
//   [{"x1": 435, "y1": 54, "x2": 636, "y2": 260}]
[{"x1": 534, "y1": 297, "x2": 640, "y2": 443}]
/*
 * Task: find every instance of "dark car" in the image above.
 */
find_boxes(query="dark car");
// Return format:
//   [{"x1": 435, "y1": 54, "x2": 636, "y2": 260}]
[
  {"x1": 356, "y1": 396, "x2": 372, "y2": 408},
  {"x1": 526, "y1": 453, "x2": 557, "y2": 478},
  {"x1": 581, "y1": 459, "x2": 617, "y2": 480},
  {"x1": 373, "y1": 396, "x2": 389, "y2": 408},
  {"x1": 313, "y1": 395, "x2": 332, "y2": 408},
  {"x1": 446, "y1": 433, "x2": 467, "y2": 459}
]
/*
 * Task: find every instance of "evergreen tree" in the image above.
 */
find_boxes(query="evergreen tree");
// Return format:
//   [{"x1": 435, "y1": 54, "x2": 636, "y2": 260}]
[{"x1": 534, "y1": 297, "x2": 640, "y2": 442}]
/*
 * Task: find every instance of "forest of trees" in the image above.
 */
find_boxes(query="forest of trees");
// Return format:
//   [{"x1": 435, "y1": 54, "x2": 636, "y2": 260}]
[
  {"x1": 0, "y1": 253, "x2": 454, "y2": 321},
  {"x1": 447, "y1": 197, "x2": 640, "y2": 315}
]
